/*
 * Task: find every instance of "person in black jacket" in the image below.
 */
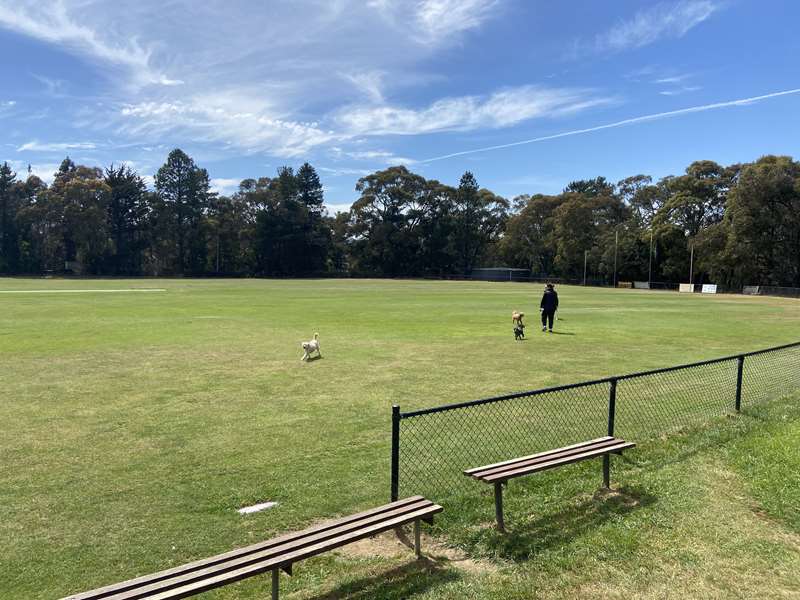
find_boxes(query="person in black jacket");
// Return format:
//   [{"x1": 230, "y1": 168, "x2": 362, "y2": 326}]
[{"x1": 540, "y1": 283, "x2": 559, "y2": 332}]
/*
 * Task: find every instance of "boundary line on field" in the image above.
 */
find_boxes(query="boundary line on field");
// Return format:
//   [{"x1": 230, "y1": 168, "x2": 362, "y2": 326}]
[{"x1": 0, "y1": 289, "x2": 168, "y2": 294}]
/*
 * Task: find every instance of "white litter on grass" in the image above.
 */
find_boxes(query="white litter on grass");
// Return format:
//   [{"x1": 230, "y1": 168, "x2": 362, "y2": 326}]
[
  {"x1": 238, "y1": 502, "x2": 278, "y2": 515},
  {"x1": 0, "y1": 289, "x2": 167, "y2": 294}
]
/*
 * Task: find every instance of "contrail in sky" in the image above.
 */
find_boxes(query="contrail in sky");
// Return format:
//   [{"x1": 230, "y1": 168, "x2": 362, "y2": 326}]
[{"x1": 419, "y1": 88, "x2": 800, "y2": 163}]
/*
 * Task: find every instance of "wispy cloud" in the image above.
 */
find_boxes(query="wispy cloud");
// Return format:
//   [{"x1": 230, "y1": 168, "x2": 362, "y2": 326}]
[
  {"x1": 341, "y1": 71, "x2": 385, "y2": 103},
  {"x1": 414, "y1": 0, "x2": 501, "y2": 41},
  {"x1": 343, "y1": 150, "x2": 417, "y2": 165},
  {"x1": 420, "y1": 88, "x2": 800, "y2": 162},
  {"x1": 17, "y1": 141, "x2": 98, "y2": 152},
  {"x1": 31, "y1": 74, "x2": 68, "y2": 97},
  {"x1": 654, "y1": 74, "x2": 693, "y2": 84},
  {"x1": 0, "y1": 100, "x2": 16, "y2": 117},
  {"x1": 577, "y1": 0, "x2": 719, "y2": 57},
  {"x1": 659, "y1": 86, "x2": 701, "y2": 96},
  {"x1": 0, "y1": 1, "x2": 182, "y2": 87},
  {"x1": 117, "y1": 93, "x2": 338, "y2": 157},
  {"x1": 1, "y1": 1, "x2": 516, "y2": 161},
  {"x1": 318, "y1": 166, "x2": 373, "y2": 177},
  {"x1": 651, "y1": 73, "x2": 700, "y2": 95},
  {"x1": 115, "y1": 84, "x2": 613, "y2": 158},
  {"x1": 368, "y1": 0, "x2": 501, "y2": 45},
  {"x1": 336, "y1": 85, "x2": 616, "y2": 136}
]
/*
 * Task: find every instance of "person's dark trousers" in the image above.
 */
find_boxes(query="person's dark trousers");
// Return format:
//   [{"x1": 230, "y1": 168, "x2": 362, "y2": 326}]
[{"x1": 541, "y1": 310, "x2": 555, "y2": 330}]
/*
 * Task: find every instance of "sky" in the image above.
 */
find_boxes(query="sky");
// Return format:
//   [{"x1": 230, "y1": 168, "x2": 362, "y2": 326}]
[{"x1": 1, "y1": 0, "x2": 799, "y2": 214}]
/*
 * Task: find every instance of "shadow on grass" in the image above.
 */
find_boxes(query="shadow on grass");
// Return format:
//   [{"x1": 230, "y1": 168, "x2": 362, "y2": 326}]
[
  {"x1": 625, "y1": 414, "x2": 756, "y2": 472},
  {"x1": 623, "y1": 395, "x2": 800, "y2": 471},
  {"x1": 484, "y1": 485, "x2": 656, "y2": 561},
  {"x1": 309, "y1": 557, "x2": 460, "y2": 600}
]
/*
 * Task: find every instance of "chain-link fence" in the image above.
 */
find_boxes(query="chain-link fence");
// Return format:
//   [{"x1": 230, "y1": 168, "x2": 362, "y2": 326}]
[{"x1": 391, "y1": 342, "x2": 800, "y2": 502}]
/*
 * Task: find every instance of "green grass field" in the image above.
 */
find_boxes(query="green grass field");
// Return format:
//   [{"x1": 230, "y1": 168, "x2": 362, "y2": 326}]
[{"x1": 2, "y1": 278, "x2": 799, "y2": 599}]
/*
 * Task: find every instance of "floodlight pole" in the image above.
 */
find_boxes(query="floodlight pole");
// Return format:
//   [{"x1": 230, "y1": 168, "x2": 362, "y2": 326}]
[
  {"x1": 613, "y1": 230, "x2": 618, "y2": 288},
  {"x1": 689, "y1": 243, "x2": 694, "y2": 284},
  {"x1": 648, "y1": 229, "x2": 653, "y2": 285}
]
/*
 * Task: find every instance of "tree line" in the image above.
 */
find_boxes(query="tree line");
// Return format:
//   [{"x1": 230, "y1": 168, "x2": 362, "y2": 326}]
[{"x1": 1, "y1": 149, "x2": 798, "y2": 288}]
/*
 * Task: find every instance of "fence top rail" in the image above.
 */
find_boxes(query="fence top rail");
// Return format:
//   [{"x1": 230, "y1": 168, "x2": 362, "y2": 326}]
[
  {"x1": 399, "y1": 340, "x2": 800, "y2": 419},
  {"x1": 400, "y1": 377, "x2": 615, "y2": 418}
]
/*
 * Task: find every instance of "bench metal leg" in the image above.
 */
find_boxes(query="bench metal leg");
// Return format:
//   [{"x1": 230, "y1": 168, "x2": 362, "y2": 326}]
[
  {"x1": 494, "y1": 481, "x2": 505, "y2": 533},
  {"x1": 414, "y1": 518, "x2": 421, "y2": 558},
  {"x1": 602, "y1": 454, "x2": 610, "y2": 489},
  {"x1": 271, "y1": 568, "x2": 279, "y2": 600}
]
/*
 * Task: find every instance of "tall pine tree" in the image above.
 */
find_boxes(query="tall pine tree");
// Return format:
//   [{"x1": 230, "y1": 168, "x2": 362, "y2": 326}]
[
  {"x1": 155, "y1": 149, "x2": 212, "y2": 274},
  {"x1": 0, "y1": 162, "x2": 19, "y2": 272}
]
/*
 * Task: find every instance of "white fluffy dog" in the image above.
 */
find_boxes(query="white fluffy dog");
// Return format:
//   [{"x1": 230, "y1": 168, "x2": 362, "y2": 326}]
[{"x1": 301, "y1": 332, "x2": 321, "y2": 361}]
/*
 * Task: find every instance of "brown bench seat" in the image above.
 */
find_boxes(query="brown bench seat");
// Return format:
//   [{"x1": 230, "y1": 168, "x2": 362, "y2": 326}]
[
  {"x1": 62, "y1": 495, "x2": 442, "y2": 600},
  {"x1": 465, "y1": 436, "x2": 635, "y2": 531}
]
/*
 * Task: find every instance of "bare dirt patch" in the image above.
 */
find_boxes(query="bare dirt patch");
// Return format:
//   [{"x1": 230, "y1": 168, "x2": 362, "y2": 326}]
[{"x1": 335, "y1": 526, "x2": 499, "y2": 575}]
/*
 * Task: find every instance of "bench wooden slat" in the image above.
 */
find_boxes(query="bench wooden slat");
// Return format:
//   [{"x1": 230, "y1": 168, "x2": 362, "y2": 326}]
[
  {"x1": 480, "y1": 441, "x2": 635, "y2": 483},
  {"x1": 463, "y1": 436, "x2": 613, "y2": 475},
  {"x1": 141, "y1": 504, "x2": 443, "y2": 600},
  {"x1": 468, "y1": 437, "x2": 627, "y2": 480},
  {"x1": 100, "y1": 499, "x2": 439, "y2": 600},
  {"x1": 465, "y1": 437, "x2": 636, "y2": 532},
  {"x1": 63, "y1": 496, "x2": 429, "y2": 600}
]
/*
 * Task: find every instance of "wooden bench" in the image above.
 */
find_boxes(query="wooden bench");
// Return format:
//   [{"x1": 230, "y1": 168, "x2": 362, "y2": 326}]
[
  {"x1": 464, "y1": 436, "x2": 635, "y2": 531},
  {"x1": 62, "y1": 496, "x2": 442, "y2": 600}
]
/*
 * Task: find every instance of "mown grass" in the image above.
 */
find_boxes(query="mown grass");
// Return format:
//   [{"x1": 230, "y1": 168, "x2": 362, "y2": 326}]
[{"x1": 1, "y1": 278, "x2": 799, "y2": 599}]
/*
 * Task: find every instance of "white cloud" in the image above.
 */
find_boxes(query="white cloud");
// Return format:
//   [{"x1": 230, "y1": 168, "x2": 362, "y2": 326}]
[
  {"x1": 342, "y1": 71, "x2": 385, "y2": 103},
  {"x1": 118, "y1": 93, "x2": 338, "y2": 157},
  {"x1": 344, "y1": 150, "x2": 417, "y2": 165},
  {"x1": 0, "y1": 1, "x2": 527, "y2": 161},
  {"x1": 0, "y1": 1, "x2": 182, "y2": 87},
  {"x1": 414, "y1": 0, "x2": 500, "y2": 41},
  {"x1": 420, "y1": 88, "x2": 800, "y2": 163},
  {"x1": 335, "y1": 86, "x2": 615, "y2": 136},
  {"x1": 2, "y1": 160, "x2": 62, "y2": 184},
  {"x1": 0, "y1": 100, "x2": 16, "y2": 119},
  {"x1": 115, "y1": 84, "x2": 612, "y2": 158},
  {"x1": 592, "y1": 1, "x2": 719, "y2": 54},
  {"x1": 654, "y1": 74, "x2": 693, "y2": 84},
  {"x1": 318, "y1": 166, "x2": 372, "y2": 177},
  {"x1": 17, "y1": 141, "x2": 98, "y2": 152},
  {"x1": 3, "y1": 1, "x2": 637, "y2": 169},
  {"x1": 324, "y1": 202, "x2": 354, "y2": 214},
  {"x1": 210, "y1": 178, "x2": 241, "y2": 195},
  {"x1": 659, "y1": 86, "x2": 701, "y2": 95},
  {"x1": 31, "y1": 74, "x2": 71, "y2": 97},
  {"x1": 366, "y1": 0, "x2": 501, "y2": 45}
]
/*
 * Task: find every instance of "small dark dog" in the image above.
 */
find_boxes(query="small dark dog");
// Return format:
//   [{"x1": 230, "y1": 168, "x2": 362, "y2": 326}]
[{"x1": 512, "y1": 311, "x2": 525, "y2": 340}]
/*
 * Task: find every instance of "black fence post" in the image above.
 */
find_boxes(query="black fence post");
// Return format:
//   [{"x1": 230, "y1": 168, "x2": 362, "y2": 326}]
[
  {"x1": 603, "y1": 378, "x2": 617, "y2": 488},
  {"x1": 391, "y1": 405, "x2": 400, "y2": 502},
  {"x1": 735, "y1": 356, "x2": 745, "y2": 412},
  {"x1": 607, "y1": 378, "x2": 617, "y2": 436}
]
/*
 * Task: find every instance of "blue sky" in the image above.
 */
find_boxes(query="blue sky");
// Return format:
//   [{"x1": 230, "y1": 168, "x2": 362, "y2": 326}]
[{"x1": 1, "y1": 0, "x2": 798, "y2": 213}]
